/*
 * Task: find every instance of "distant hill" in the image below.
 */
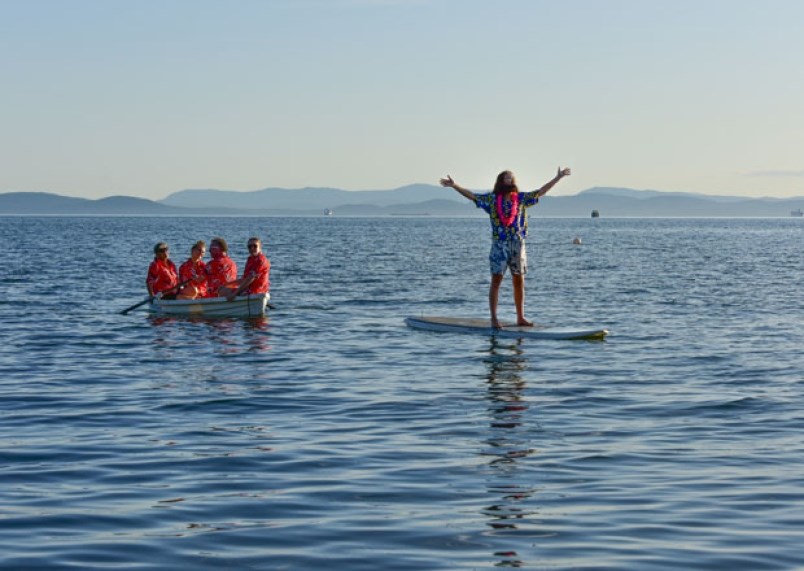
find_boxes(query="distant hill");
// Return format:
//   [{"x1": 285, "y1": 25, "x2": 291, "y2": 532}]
[
  {"x1": 0, "y1": 192, "x2": 186, "y2": 215},
  {"x1": 2, "y1": 186, "x2": 803, "y2": 217},
  {"x1": 0, "y1": 192, "x2": 241, "y2": 215},
  {"x1": 540, "y1": 187, "x2": 804, "y2": 217},
  {"x1": 334, "y1": 198, "x2": 476, "y2": 216},
  {"x1": 160, "y1": 184, "x2": 804, "y2": 217},
  {"x1": 575, "y1": 187, "x2": 752, "y2": 203},
  {"x1": 160, "y1": 184, "x2": 449, "y2": 210}
]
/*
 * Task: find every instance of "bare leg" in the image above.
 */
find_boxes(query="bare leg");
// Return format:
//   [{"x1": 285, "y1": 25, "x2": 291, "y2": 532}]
[
  {"x1": 176, "y1": 283, "x2": 199, "y2": 300},
  {"x1": 217, "y1": 280, "x2": 241, "y2": 299},
  {"x1": 218, "y1": 286, "x2": 239, "y2": 299},
  {"x1": 512, "y1": 273, "x2": 533, "y2": 326},
  {"x1": 489, "y1": 273, "x2": 504, "y2": 329}
]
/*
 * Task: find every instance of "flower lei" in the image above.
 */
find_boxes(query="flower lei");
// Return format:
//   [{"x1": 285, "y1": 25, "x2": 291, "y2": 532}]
[{"x1": 496, "y1": 192, "x2": 519, "y2": 227}]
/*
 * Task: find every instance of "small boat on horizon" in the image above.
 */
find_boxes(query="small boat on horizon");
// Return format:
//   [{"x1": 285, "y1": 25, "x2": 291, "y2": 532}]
[
  {"x1": 324, "y1": 208, "x2": 333, "y2": 216},
  {"x1": 791, "y1": 208, "x2": 803, "y2": 217}
]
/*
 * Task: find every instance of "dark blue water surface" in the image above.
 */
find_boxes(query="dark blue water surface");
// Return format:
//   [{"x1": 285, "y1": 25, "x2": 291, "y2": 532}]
[{"x1": 0, "y1": 216, "x2": 802, "y2": 570}]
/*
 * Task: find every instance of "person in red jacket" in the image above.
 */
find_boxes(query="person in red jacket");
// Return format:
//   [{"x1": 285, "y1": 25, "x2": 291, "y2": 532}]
[
  {"x1": 146, "y1": 242, "x2": 179, "y2": 298},
  {"x1": 221, "y1": 237, "x2": 271, "y2": 301},
  {"x1": 177, "y1": 240, "x2": 208, "y2": 299},
  {"x1": 205, "y1": 237, "x2": 237, "y2": 298}
]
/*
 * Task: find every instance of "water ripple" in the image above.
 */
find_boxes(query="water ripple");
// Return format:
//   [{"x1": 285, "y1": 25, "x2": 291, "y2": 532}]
[{"x1": 0, "y1": 217, "x2": 803, "y2": 569}]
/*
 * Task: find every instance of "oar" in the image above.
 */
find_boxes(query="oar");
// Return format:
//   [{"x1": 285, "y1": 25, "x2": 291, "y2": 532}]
[
  {"x1": 120, "y1": 279, "x2": 191, "y2": 315},
  {"x1": 120, "y1": 296, "x2": 155, "y2": 315}
]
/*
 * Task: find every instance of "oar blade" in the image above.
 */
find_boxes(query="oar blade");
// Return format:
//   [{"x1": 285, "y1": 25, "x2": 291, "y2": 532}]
[{"x1": 120, "y1": 297, "x2": 153, "y2": 315}]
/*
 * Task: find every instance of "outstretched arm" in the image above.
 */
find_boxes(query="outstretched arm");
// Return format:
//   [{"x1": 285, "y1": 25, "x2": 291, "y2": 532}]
[
  {"x1": 535, "y1": 167, "x2": 571, "y2": 198},
  {"x1": 440, "y1": 175, "x2": 476, "y2": 202}
]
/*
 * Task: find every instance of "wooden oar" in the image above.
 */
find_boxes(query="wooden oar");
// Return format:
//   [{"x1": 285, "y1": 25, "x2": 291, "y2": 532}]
[{"x1": 120, "y1": 279, "x2": 191, "y2": 315}]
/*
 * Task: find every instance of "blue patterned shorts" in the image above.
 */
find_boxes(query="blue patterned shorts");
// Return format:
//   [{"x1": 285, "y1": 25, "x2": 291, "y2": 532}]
[{"x1": 489, "y1": 237, "x2": 527, "y2": 275}]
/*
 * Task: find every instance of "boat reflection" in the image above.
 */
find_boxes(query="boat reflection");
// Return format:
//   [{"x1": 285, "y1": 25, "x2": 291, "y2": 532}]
[
  {"x1": 147, "y1": 315, "x2": 272, "y2": 354},
  {"x1": 479, "y1": 338, "x2": 540, "y2": 568}
]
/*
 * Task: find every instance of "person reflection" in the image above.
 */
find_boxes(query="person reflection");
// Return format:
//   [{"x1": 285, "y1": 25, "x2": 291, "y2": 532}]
[
  {"x1": 481, "y1": 338, "x2": 539, "y2": 568},
  {"x1": 241, "y1": 316, "x2": 272, "y2": 354},
  {"x1": 147, "y1": 315, "x2": 271, "y2": 355}
]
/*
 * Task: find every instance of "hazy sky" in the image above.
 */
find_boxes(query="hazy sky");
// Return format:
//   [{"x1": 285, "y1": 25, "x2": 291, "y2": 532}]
[{"x1": 2, "y1": 0, "x2": 803, "y2": 199}]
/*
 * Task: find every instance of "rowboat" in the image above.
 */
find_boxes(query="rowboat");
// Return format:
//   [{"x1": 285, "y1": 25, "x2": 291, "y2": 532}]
[{"x1": 149, "y1": 293, "x2": 271, "y2": 318}]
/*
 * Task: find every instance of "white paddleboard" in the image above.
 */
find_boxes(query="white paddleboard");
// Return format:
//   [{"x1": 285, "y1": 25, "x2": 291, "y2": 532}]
[{"x1": 405, "y1": 316, "x2": 609, "y2": 340}]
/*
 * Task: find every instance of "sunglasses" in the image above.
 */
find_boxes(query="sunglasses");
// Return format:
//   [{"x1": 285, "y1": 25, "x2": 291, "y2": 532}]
[
  {"x1": 157, "y1": 248, "x2": 169, "y2": 253},
  {"x1": 248, "y1": 243, "x2": 259, "y2": 249}
]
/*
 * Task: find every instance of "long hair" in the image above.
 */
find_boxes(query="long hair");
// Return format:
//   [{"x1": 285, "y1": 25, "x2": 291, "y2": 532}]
[{"x1": 493, "y1": 170, "x2": 519, "y2": 195}]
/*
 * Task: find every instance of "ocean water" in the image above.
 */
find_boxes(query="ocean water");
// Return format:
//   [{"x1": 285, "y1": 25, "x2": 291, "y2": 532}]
[{"x1": 0, "y1": 215, "x2": 802, "y2": 570}]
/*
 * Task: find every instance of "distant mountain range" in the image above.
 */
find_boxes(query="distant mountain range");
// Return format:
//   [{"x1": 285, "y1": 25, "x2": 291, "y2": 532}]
[{"x1": 2, "y1": 186, "x2": 803, "y2": 217}]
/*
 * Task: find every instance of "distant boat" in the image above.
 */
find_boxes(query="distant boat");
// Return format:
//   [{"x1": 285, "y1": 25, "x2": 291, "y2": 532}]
[
  {"x1": 591, "y1": 209, "x2": 600, "y2": 218},
  {"x1": 324, "y1": 209, "x2": 333, "y2": 216},
  {"x1": 791, "y1": 208, "x2": 803, "y2": 217}
]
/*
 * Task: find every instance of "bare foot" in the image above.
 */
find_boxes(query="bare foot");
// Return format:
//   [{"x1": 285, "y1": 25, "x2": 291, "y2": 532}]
[
  {"x1": 517, "y1": 318, "x2": 534, "y2": 327},
  {"x1": 491, "y1": 319, "x2": 502, "y2": 330}
]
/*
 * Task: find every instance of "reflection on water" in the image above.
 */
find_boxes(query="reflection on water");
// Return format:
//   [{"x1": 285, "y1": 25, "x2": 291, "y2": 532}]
[
  {"x1": 2, "y1": 218, "x2": 800, "y2": 569},
  {"x1": 147, "y1": 316, "x2": 272, "y2": 355},
  {"x1": 480, "y1": 339, "x2": 539, "y2": 569}
]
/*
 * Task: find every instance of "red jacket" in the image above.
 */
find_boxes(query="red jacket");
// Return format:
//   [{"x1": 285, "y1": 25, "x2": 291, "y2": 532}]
[
  {"x1": 243, "y1": 253, "x2": 270, "y2": 294},
  {"x1": 179, "y1": 258, "x2": 208, "y2": 298},
  {"x1": 206, "y1": 255, "x2": 237, "y2": 297},
  {"x1": 146, "y1": 259, "x2": 178, "y2": 295}
]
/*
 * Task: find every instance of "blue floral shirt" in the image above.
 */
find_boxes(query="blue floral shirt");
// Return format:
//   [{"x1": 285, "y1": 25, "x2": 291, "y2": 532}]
[{"x1": 474, "y1": 191, "x2": 540, "y2": 240}]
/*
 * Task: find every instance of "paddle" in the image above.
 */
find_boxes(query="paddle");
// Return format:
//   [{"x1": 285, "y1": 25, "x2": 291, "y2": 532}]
[{"x1": 120, "y1": 279, "x2": 191, "y2": 315}]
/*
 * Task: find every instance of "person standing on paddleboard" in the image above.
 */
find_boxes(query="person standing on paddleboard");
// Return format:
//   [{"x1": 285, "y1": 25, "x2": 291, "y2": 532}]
[{"x1": 440, "y1": 167, "x2": 571, "y2": 329}]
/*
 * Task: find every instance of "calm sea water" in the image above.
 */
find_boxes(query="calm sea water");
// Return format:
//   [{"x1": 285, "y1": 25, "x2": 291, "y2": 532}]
[{"x1": 1, "y1": 216, "x2": 802, "y2": 570}]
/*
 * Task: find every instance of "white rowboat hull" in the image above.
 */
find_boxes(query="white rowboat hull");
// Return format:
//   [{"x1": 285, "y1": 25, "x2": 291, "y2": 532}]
[{"x1": 150, "y1": 293, "x2": 270, "y2": 318}]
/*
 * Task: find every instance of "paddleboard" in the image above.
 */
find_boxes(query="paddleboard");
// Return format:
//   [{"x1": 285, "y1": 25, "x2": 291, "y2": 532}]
[{"x1": 405, "y1": 316, "x2": 608, "y2": 340}]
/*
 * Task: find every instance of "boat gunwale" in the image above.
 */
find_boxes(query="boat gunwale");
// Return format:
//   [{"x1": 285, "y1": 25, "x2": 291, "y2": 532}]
[
  {"x1": 151, "y1": 292, "x2": 270, "y2": 308},
  {"x1": 149, "y1": 292, "x2": 270, "y2": 317}
]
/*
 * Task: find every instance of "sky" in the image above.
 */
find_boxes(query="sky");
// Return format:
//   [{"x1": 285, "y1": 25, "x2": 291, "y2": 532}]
[{"x1": 2, "y1": 0, "x2": 804, "y2": 200}]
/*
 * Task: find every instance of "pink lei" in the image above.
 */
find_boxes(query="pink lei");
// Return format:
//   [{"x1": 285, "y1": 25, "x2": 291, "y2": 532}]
[{"x1": 496, "y1": 192, "x2": 519, "y2": 227}]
